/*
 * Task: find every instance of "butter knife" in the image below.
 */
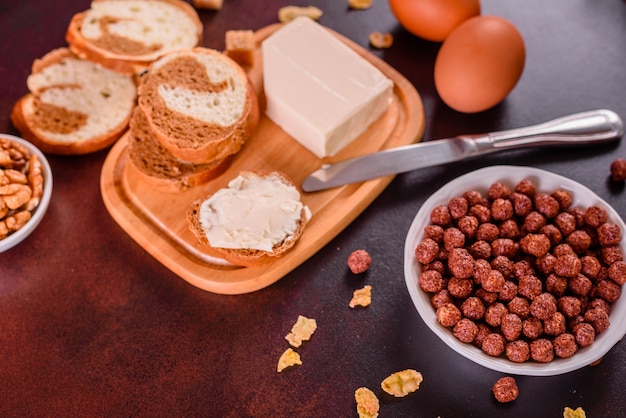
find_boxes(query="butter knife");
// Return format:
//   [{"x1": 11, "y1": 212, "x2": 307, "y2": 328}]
[{"x1": 302, "y1": 109, "x2": 624, "y2": 192}]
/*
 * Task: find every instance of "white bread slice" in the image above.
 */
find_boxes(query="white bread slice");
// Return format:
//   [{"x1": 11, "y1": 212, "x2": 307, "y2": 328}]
[
  {"x1": 66, "y1": 0, "x2": 203, "y2": 75},
  {"x1": 127, "y1": 106, "x2": 230, "y2": 192},
  {"x1": 137, "y1": 47, "x2": 260, "y2": 165},
  {"x1": 187, "y1": 171, "x2": 311, "y2": 267},
  {"x1": 11, "y1": 48, "x2": 137, "y2": 155}
]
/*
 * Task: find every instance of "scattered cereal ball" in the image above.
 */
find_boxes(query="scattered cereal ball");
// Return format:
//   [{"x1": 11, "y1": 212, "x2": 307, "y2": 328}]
[
  {"x1": 381, "y1": 369, "x2": 423, "y2": 397},
  {"x1": 348, "y1": 249, "x2": 372, "y2": 274},
  {"x1": 563, "y1": 406, "x2": 587, "y2": 418},
  {"x1": 354, "y1": 387, "x2": 379, "y2": 418},
  {"x1": 492, "y1": 376, "x2": 519, "y2": 403},
  {"x1": 277, "y1": 348, "x2": 302, "y2": 372},
  {"x1": 610, "y1": 158, "x2": 626, "y2": 182},
  {"x1": 285, "y1": 315, "x2": 317, "y2": 348}
]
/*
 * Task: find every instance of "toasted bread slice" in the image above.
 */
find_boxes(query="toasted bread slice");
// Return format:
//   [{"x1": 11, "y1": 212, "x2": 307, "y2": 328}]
[
  {"x1": 137, "y1": 47, "x2": 259, "y2": 165},
  {"x1": 127, "y1": 107, "x2": 229, "y2": 192},
  {"x1": 66, "y1": 0, "x2": 203, "y2": 75},
  {"x1": 187, "y1": 171, "x2": 311, "y2": 267},
  {"x1": 11, "y1": 48, "x2": 136, "y2": 155}
]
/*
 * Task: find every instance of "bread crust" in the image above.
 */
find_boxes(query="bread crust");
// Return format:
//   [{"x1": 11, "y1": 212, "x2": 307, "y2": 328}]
[
  {"x1": 186, "y1": 171, "x2": 309, "y2": 267},
  {"x1": 66, "y1": 0, "x2": 203, "y2": 76},
  {"x1": 137, "y1": 47, "x2": 260, "y2": 165}
]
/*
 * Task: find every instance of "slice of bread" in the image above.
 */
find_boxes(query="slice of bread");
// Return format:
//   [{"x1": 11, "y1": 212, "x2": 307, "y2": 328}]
[
  {"x1": 127, "y1": 107, "x2": 230, "y2": 192},
  {"x1": 137, "y1": 47, "x2": 260, "y2": 165},
  {"x1": 10, "y1": 47, "x2": 137, "y2": 155},
  {"x1": 187, "y1": 171, "x2": 311, "y2": 267},
  {"x1": 66, "y1": 0, "x2": 203, "y2": 75}
]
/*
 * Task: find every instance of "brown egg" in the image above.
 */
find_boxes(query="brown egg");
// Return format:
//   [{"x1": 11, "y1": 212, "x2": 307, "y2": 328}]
[
  {"x1": 388, "y1": 0, "x2": 480, "y2": 42},
  {"x1": 434, "y1": 15, "x2": 526, "y2": 113}
]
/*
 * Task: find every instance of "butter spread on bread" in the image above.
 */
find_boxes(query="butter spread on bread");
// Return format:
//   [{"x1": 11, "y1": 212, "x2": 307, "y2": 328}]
[
  {"x1": 66, "y1": 0, "x2": 202, "y2": 75},
  {"x1": 11, "y1": 48, "x2": 136, "y2": 155},
  {"x1": 138, "y1": 47, "x2": 259, "y2": 165},
  {"x1": 187, "y1": 171, "x2": 311, "y2": 266},
  {"x1": 262, "y1": 16, "x2": 393, "y2": 158}
]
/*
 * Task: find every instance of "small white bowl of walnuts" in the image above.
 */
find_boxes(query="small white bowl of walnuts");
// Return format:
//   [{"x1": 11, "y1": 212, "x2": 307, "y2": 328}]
[
  {"x1": 404, "y1": 165, "x2": 626, "y2": 376},
  {"x1": 0, "y1": 133, "x2": 52, "y2": 253}
]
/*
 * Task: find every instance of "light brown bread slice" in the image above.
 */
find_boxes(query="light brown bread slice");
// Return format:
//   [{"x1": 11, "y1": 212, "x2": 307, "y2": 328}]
[
  {"x1": 137, "y1": 47, "x2": 260, "y2": 165},
  {"x1": 10, "y1": 47, "x2": 137, "y2": 155},
  {"x1": 187, "y1": 171, "x2": 311, "y2": 267},
  {"x1": 127, "y1": 106, "x2": 229, "y2": 192},
  {"x1": 66, "y1": 0, "x2": 203, "y2": 75}
]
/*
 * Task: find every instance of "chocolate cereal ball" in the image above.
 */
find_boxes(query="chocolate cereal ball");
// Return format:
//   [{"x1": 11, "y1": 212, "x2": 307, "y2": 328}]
[
  {"x1": 598, "y1": 223, "x2": 622, "y2": 246},
  {"x1": 448, "y1": 196, "x2": 469, "y2": 219},
  {"x1": 447, "y1": 248, "x2": 475, "y2": 279},
  {"x1": 573, "y1": 322, "x2": 596, "y2": 347},
  {"x1": 436, "y1": 303, "x2": 462, "y2": 327},
  {"x1": 415, "y1": 238, "x2": 439, "y2": 264},
  {"x1": 515, "y1": 178, "x2": 536, "y2": 196},
  {"x1": 492, "y1": 376, "x2": 519, "y2": 403},
  {"x1": 460, "y1": 296, "x2": 486, "y2": 320},
  {"x1": 506, "y1": 340, "x2": 530, "y2": 363},
  {"x1": 530, "y1": 293, "x2": 557, "y2": 320},
  {"x1": 453, "y1": 318, "x2": 479, "y2": 343},
  {"x1": 482, "y1": 333, "x2": 506, "y2": 357},
  {"x1": 522, "y1": 317, "x2": 544, "y2": 339},
  {"x1": 553, "y1": 333, "x2": 578, "y2": 359},
  {"x1": 530, "y1": 339, "x2": 555, "y2": 363},
  {"x1": 348, "y1": 249, "x2": 372, "y2": 274},
  {"x1": 535, "y1": 193, "x2": 560, "y2": 218},
  {"x1": 584, "y1": 205, "x2": 608, "y2": 228},
  {"x1": 501, "y1": 313, "x2": 523, "y2": 341},
  {"x1": 610, "y1": 158, "x2": 626, "y2": 182},
  {"x1": 419, "y1": 270, "x2": 443, "y2": 293},
  {"x1": 485, "y1": 302, "x2": 508, "y2": 327},
  {"x1": 551, "y1": 189, "x2": 573, "y2": 210}
]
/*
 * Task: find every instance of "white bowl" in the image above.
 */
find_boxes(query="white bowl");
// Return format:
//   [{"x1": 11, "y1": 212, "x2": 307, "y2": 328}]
[
  {"x1": 0, "y1": 134, "x2": 53, "y2": 253},
  {"x1": 404, "y1": 165, "x2": 626, "y2": 376}
]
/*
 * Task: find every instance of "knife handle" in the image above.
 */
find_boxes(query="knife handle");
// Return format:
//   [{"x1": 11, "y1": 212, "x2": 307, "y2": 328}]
[{"x1": 466, "y1": 109, "x2": 624, "y2": 151}]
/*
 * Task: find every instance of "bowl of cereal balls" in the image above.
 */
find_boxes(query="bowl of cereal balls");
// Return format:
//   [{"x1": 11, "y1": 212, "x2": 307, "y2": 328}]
[
  {"x1": 404, "y1": 165, "x2": 626, "y2": 376},
  {"x1": 0, "y1": 133, "x2": 52, "y2": 253}
]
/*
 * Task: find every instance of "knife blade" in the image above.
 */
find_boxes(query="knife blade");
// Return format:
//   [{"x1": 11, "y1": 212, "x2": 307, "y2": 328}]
[{"x1": 302, "y1": 109, "x2": 624, "y2": 192}]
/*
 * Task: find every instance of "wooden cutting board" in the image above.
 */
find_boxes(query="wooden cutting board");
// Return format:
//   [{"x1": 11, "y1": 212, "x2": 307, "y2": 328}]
[{"x1": 100, "y1": 23, "x2": 425, "y2": 295}]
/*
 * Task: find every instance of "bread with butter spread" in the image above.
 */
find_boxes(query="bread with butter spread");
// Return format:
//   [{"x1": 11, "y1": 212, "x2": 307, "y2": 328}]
[
  {"x1": 187, "y1": 171, "x2": 311, "y2": 267},
  {"x1": 10, "y1": 47, "x2": 137, "y2": 155},
  {"x1": 137, "y1": 47, "x2": 260, "y2": 165},
  {"x1": 66, "y1": 0, "x2": 203, "y2": 75}
]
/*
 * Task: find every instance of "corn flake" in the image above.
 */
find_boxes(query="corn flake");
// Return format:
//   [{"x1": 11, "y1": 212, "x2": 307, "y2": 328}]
[
  {"x1": 349, "y1": 285, "x2": 372, "y2": 308},
  {"x1": 278, "y1": 6, "x2": 323, "y2": 23},
  {"x1": 277, "y1": 348, "x2": 302, "y2": 372},
  {"x1": 355, "y1": 387, "x2": 379, "y2": 418},
  {"x1": 381, "y1": 369, "x2": 423, "y2": 397},
  {"x1": 285, "y1": 315, "x2": 317, "y2": 347},
  {"x1": 564, "y1": 407, "x2": 586, "y2": 418},
  {"x1": 348, "y1": 0, "x2": 373, "y2": 10},
  {"x1": 369, "y1": 32, "x2": 393, "y2": 49}
]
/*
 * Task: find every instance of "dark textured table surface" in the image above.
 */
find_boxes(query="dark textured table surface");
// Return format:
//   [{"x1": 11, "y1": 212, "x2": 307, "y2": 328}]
[{"x1": 1, "y1": 1, "x2": 625, "y2": 416}]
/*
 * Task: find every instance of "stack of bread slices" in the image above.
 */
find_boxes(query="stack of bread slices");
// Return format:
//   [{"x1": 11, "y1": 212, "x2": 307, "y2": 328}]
[
  {"x1": 11, "y1": 0, "x2": 204, "y2": 155},
  {"x1": 128, "y1": 47, "x2": 260, "y2": 191}
]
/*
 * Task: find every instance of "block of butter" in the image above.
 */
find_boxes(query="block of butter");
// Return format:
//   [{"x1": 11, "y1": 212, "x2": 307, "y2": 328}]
[{"x1": 262, "y1": 17, "x2": 394, "y2": 158}]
